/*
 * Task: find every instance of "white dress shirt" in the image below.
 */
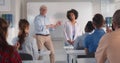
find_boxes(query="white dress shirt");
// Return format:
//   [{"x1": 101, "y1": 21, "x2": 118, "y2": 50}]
[
  {"x1": 34, "y1": 14, "x2": 51, "y2": 35},
  {"x1": 64, "y1": 21, "x2": 80, "y2": 45}
]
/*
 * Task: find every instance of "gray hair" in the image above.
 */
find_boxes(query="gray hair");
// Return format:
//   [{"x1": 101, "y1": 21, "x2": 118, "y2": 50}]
[{"x1": 40, "y1": 5, "x2": 47, "y2": 10}]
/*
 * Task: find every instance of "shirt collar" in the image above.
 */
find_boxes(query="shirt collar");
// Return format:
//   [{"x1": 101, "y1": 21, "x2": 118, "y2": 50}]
[{"x1": 94, "y1": 28, "x2": 103, "y2": 31}]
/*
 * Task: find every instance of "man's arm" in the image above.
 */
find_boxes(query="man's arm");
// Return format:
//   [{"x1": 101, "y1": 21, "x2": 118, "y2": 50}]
[
  {"x1": 95, "y1": 35, "x2": 108, "y2": 63},
  {"x1": 48, "y1": 21, "x2": 61, "y2": 28}
]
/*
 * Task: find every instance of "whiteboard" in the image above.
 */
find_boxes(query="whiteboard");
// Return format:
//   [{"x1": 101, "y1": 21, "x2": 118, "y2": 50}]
[{"x1": 27, "y1": 2, "x2": 93, "y2": 39}]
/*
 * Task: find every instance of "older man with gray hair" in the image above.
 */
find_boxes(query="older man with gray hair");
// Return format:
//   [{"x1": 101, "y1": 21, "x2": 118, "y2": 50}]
[{"x1": 34, "y1": 5, "x2": 61, "y2": 63}]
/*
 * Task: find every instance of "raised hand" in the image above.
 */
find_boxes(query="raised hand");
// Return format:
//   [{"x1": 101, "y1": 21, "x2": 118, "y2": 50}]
[
  {"x1": 46, "y1": 24, "x2": 55, "y2": 28},
  {"x1": 56, "y1": 21, "x2": 62, "y2": 26}
]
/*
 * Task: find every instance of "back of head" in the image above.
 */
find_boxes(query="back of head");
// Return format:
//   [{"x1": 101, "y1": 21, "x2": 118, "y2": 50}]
[
  {"x1": 19, "y1": 19, "x2": 29, "y2": 31},
  {"x1": 93, "y1": 14, "x2": 104, "y2": 29},
  {"x1": 18, "y1": 19, "x2": 29, "y2": 50},
  {"x1": 85, "y1": 21, "x2": 95, "y2": 32},
  {"x1": 0, "y1": 18, "x2": 14, "y2": 55},
  {"x1": 113, "y1": 9, "x2": 120, "y2": 28},
  {"x1": 0, "y1": 18, "x2": 9, "y2": 47}
]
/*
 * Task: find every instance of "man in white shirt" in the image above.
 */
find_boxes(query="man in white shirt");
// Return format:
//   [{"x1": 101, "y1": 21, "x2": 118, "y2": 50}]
[
  {"x1": 34, "y1": 5, "x2": 61, "y2": 63},
  {"x1": 95, "y1": 9, "x2": 120, "y2": 63}
]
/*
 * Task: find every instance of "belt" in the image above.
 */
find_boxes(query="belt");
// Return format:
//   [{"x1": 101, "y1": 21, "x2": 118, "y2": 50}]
[{"x1": 36, "y1": 34, "x2": 50, "y2": 36}]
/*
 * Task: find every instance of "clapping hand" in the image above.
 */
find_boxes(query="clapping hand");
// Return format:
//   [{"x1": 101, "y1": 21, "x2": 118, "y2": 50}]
[
  {"x1": 55, "y1": 21, "x2": 62, "y2": 27},
  {"x1": 46, "y1": 24, "x2": 55, "y2": 28},
  {"x1": 46, "y1": 21, "x2": 61, "y2": 28}
]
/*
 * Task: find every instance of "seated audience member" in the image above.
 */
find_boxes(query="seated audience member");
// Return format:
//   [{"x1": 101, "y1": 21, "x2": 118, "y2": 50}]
[
  {"x1": 95, "y1": 9, "x2": 120, "y2": 63},
  {"x1": 84, "y1": 14, "x2": 105, "y2": 56},
  {"x1": 12, "y1": 19, "x2": 38, "y2": 60},
  {"x1": 0, "y1": 18, "x2": 22, "y2": 63},
  {"x1": 74, "y1": 21, "x2": 94, "y2": 50}
]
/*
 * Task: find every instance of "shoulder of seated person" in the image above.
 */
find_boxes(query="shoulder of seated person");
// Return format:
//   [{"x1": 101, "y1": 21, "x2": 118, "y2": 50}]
[{"x1": 100, "y1": 32, "x2": 112, "y2": 41}]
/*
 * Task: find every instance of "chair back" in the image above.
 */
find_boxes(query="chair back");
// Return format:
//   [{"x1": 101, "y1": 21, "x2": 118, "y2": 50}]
[{"x1": 19, "y1": 53, "x2": 33, "y2": 60}]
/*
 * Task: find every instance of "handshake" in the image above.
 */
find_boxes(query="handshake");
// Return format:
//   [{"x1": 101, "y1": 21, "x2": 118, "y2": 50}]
[{"x1": 46, "y1": 21, "x2": 61, "y2": 28}]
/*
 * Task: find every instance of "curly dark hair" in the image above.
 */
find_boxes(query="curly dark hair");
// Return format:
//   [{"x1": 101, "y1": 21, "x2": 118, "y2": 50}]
[
  {"x1": 67, "y1": 9, "x2": 78, "y2": 21},
  {"x1": 93, "y1": 14, "x2": 104, "y2": 28}
]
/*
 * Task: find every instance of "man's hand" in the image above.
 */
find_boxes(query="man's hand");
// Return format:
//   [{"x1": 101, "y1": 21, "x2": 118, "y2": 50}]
[
  {"x1": 55, "y1": 21, "x2": 61, "y2": 27},
  {"x1": 46, "y1": 21, "x2": 61, "y2": 28},
  {"x1": 46, "y1": 24, "x2": 55, "y2": 28}
]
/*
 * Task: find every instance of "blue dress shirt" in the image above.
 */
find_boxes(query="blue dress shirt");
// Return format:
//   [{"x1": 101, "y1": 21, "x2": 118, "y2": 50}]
[
  {"x1": 84, "y1": 29, "x2": 105, "y2": 53},
  {"x1": 34, "y1": 14, "x2": 51, "y2": 35}
]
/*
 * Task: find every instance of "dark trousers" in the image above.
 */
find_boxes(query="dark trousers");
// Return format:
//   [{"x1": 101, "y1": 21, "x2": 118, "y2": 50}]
[{"x1": 77, "y1": 53, "x2": 95, "y2": 58}]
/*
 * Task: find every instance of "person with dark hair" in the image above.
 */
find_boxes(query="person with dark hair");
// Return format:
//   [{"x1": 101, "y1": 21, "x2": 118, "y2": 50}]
[
  {"x1": 64, "y1": 9, "x2": 80, "y2": 63},
  {"x1": 18, "y1": 19, "x2": 30, "y2": 50},
  {"x1": 12, "y1": 19, "x2": 38, "y2": 60},
  {"x1": 67, "y1": 9, "x2": 78, "y2": 21},
  {"x1": 84, "y1": 21, "x2": 95, "y2": 33},
  {"x1": 64, "y1": 9, "x2": 80, "y2": 46},
  {"x1": 95, "y1": 9, "x2": 120, "y2": 63},
  {"x1": 0, "y1": 18, "x2": 22, "y2": 63},
  {"x1": 84, "y1": 14, "x2": 105, "y2": 56},
  {"x1": 74, "y1": 21, "x2": 94, "y2": 50}
]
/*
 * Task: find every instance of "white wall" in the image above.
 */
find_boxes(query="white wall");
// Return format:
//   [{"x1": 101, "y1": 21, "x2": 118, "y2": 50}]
[
  {"x1": 92, "y1": 0, "x2": 101, "y2": 14},
  {"x1": 0, "y1": 0, "x2": 21, "y2": 45},
  {"x1": 114, "y1": 0, "x2": 120, "y2": 2},
  {"x1": 101, "y1": 0, "x2": 115, "y2": 17},
  {"x1": 21, "y1": 0, "x2": 102, "y2": 19},
  {"x1": 0, "y1": 0, "x2": 21, "y2": 27},
  {"x1": 115, "y1": 1, "x2": 120, "y2": 10}
]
